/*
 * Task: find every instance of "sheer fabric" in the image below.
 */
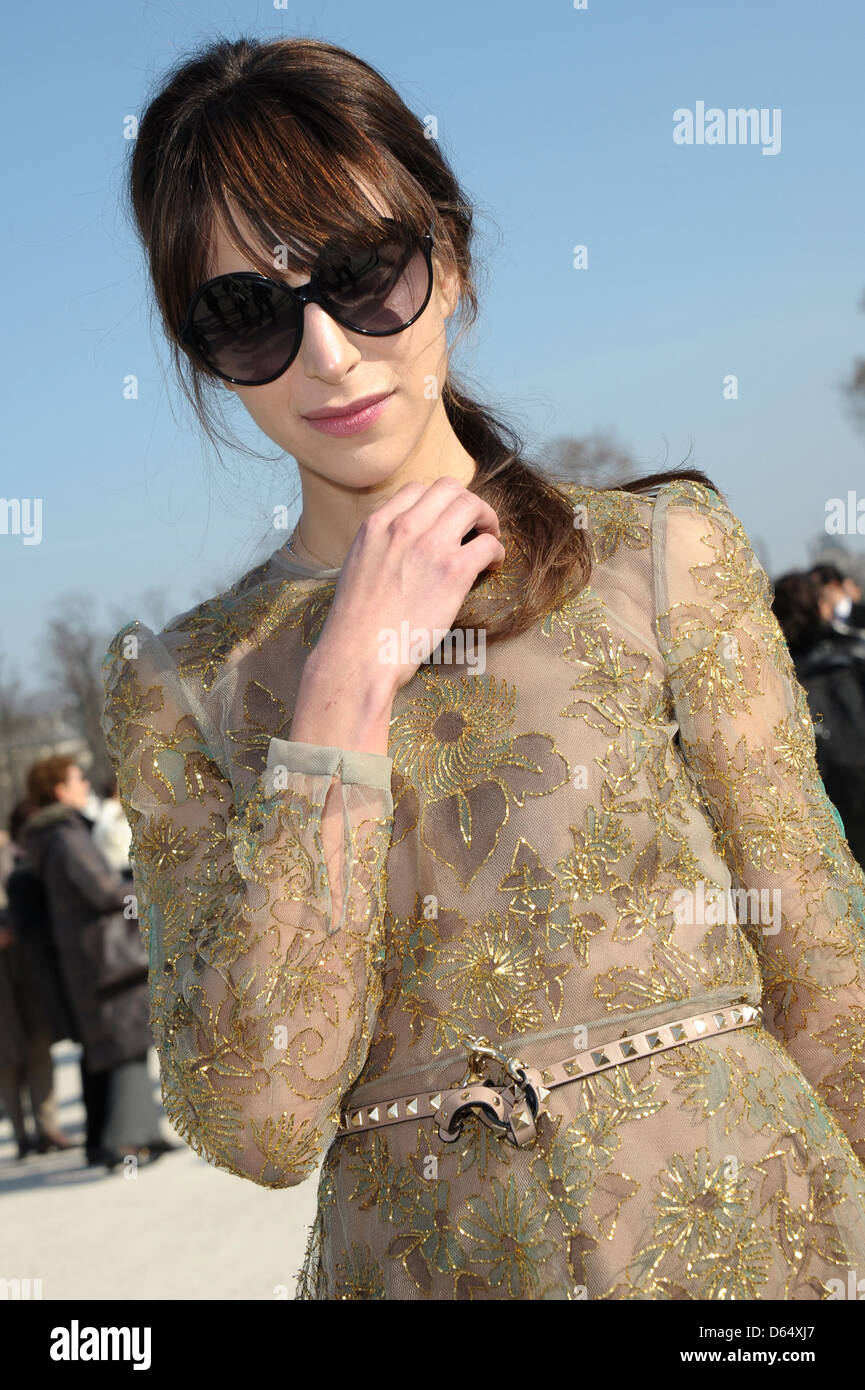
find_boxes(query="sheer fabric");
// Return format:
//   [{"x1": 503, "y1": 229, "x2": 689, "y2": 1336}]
[{"x1": 101, "y1": 479, "x2": 865, "y2": 1299}]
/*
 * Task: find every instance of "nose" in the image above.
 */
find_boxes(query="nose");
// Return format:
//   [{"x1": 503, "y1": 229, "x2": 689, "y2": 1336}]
[{"x1": 297, "y1": 300, "x2": 362, "y2": 379}]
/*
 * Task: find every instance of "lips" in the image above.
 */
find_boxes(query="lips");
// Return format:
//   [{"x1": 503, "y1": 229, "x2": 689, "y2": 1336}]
[{"x1": 303, "y1": 390, "x2": 392, "y2": 421}]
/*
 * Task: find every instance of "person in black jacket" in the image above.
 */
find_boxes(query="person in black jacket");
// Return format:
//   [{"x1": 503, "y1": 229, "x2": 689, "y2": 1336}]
[
  {"x1": 0, "y1": 801, "x2": 77, "y2": 1158},
  {"x1": 20, "y1": 756, "x2": 178, "y2": 1170},
  {"x1": 772, "y1": 571, "x2": 865, "y2": 868}
]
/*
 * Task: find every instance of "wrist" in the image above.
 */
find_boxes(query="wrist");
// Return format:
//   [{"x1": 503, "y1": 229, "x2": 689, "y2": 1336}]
[
  {"x1": 292, "y1": 645, "x2": 397, "y2": 757},
  {"x1": 302, "y1": 640, "x2": 398, "y2": 710}
]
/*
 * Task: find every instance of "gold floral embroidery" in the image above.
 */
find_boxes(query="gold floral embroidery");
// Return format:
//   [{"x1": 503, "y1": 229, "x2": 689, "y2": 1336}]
[
  {"x1": 388, "y1": 669, "x2": 570, "y2": 886},
  {"x1": 99, "y1": 477, "x2": 865, "y2": 1300}
]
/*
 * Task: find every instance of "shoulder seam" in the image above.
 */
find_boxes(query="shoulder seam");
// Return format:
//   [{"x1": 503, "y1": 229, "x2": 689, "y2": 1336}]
[
  {"x1": 150, "y1": 627, "x2": 231, "y2": 781},
  {"x1": 121, "y1": 623, "x2": 231, "y2": 783}
]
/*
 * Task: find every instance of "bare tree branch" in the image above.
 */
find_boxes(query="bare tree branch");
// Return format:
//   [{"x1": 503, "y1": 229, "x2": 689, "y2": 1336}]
[
  {"x1": 542, "y1": 429, "x2": 638, "y2": 488},
  {"x1": 42, "y1": 594, "x2": 114, "y2": 791}
]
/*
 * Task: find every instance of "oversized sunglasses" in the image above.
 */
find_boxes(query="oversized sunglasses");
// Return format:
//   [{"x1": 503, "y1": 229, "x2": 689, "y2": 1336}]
[{"x1": 179, "y1": 219, "x2": 435, "y2": 386}]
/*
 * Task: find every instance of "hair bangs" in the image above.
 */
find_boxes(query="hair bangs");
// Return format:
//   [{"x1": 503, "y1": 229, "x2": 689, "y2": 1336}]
[{"x1": 190, "y1": 101, "x2": 430, "y2": 290}]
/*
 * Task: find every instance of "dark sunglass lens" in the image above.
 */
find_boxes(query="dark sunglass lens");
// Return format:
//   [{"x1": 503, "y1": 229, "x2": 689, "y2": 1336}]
[
  {"x1": 318, "y1": 232, "x2": 430, "y2": 333},
  {"x1": 188, "y1": 274, "x2": 299, "y2": 381}
]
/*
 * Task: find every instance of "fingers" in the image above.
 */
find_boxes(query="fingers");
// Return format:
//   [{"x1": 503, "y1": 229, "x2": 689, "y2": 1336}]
[
  {"x1": 435, "y1": 490, "x2": 502, "y2": 547},
  {"x1": 374, "y1": 476, "x2": 500, "y2": 547},
  {"x1": 460, "y1": 529, "x2": 507, "y2": 572}
]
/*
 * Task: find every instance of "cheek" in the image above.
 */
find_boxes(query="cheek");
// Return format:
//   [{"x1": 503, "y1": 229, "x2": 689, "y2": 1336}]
[
  {"x1": 234, "y1": 381, "x2": 296, "y2": 429},
  {"x1": 394, "y1": 309, "x2": 450, "y2": 385}
]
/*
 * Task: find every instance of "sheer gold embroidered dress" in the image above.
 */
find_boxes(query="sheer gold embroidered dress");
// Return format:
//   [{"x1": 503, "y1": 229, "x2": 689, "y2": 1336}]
[{"x1": 101, "y1": 479, "x2": 865, "y2": 1300}]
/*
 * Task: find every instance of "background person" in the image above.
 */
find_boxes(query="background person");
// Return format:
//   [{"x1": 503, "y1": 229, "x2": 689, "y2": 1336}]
[
  {"x1": 772, "y1": 570, "x2": 865, "y2": 867},
  {"x1": 21, "y1": 756, "x2": 177, "y2": 1169},
  {"x1": 0, "y1": 807, "x2": 76, "y2": 1158},
  {"x1": 808, "y1": 562, "x2": 865, "y2": 633},
  {"x1": 91, "y1": 774, "x2": 133, "y2": 876}
]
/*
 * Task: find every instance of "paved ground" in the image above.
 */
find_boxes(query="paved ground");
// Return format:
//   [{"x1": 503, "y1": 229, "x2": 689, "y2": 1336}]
[{"x1": 0, "y1": 1041, "x2": 320, "y2": 1300}]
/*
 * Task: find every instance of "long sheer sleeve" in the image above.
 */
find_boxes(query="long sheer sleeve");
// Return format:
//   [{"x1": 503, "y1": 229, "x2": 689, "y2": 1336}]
[
  {"x1": 99, "y1": 620, "x2": 394, "y2": 1188},
  {"x1": 653, "y1": 480, "x2": 865, "y2": 1163}
]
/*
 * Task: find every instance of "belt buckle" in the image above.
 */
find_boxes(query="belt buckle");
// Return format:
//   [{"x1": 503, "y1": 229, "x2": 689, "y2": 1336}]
[{"x1": 434, "y1": 1035, "x2": 546, "y2": 1148}]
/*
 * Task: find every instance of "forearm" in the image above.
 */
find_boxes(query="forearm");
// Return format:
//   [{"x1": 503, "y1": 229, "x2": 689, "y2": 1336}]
[
  {"x1": 284, "y1": 650, "x2": 395, "y2": 926},
  {"x1": 289, "y1": 643, "x2": 396, "y2": 757}
]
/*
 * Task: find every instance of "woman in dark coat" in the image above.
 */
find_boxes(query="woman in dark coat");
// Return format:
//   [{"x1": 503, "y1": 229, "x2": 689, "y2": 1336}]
[
  {"x1": 0, "y1": 801, "x2": 77, "y2": 1158},
  {"x1": 772, "y1": 571, "x2": 865, "y2": 869},
  {"x1": 20, "y1": 756, "x2": 176, "y2": 1168}
]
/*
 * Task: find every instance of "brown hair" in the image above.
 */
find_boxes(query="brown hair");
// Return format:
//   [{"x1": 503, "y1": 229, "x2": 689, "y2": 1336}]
[
  {"x1": 126, "y1": 34, "x2": 720, "y2": 643},
  {"x1": 809, "y1": 562, "x2": 847, "y2": 587},
  {"x1": 771, "y1": 572, "x2": 826, "y2": 656},
  {"x1": 26, "y1": 757, "x2": 78, "y2": 808}
]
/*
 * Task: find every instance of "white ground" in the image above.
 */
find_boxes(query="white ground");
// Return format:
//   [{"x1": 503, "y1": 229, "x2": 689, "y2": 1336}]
[{"x1": 0, "y1": 1040, "x2": 320, "y2": 1300}]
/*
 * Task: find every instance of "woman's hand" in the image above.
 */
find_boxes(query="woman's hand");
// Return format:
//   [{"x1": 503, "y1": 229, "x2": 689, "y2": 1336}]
[
  {"x1": 287, "y1": 476, "x2": 504, "y2": 757},
  {"x1": 310, "y1": 475, "x2": 504, "y2": 694}
]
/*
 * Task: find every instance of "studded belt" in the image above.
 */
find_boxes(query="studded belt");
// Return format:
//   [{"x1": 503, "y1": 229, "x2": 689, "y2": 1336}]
[{"x1": 337, "y1": 1001, "x2": 762, "y2": 1149}]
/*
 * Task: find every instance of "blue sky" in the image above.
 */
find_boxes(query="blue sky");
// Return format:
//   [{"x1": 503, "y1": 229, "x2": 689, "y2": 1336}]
[{"x1": 3, "y1": 0, "x2": 864, "y2": 685}]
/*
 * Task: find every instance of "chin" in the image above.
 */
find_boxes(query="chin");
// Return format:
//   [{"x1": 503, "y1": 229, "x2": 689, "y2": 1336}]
[{"x1": 312, "y1": 449, "x2": 415, "y2": 491}]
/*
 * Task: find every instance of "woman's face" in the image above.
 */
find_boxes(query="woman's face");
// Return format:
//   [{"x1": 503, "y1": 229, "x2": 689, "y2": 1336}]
[{"x1": 204, "y1": 197, "x2": 461, "y2": 492}]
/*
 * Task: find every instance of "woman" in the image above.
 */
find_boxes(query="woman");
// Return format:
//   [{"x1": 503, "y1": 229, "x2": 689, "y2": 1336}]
[
  {"x1": 772, "y1": 571, "x2": 865, "y2": 870},
  {"x1": 101, "y1": 35, "x2": 865, "y2": 1299},
  {"x1": 21, "y1": 757, "x2": 175, "y2": 1169}
]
